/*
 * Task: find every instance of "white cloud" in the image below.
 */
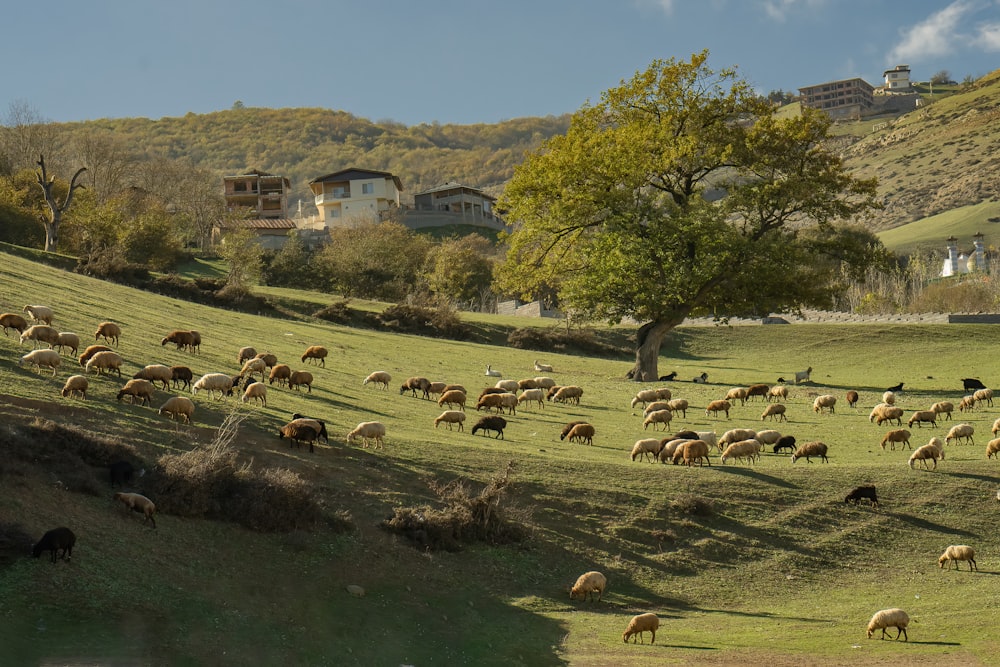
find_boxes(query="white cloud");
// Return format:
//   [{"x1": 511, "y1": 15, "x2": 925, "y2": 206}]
[
  {"x1": 973, "y1": 21, "x2": 1000, "y2": 50},
  {"x1": 888, "y1": 0, "x2": 976, "y2": 63},
  {"x1": 636, "y1": 0, "x2": 675, "y2": 15},
  {"x1": 761, "y1": 0, "x2": 825, "y2": 22}
]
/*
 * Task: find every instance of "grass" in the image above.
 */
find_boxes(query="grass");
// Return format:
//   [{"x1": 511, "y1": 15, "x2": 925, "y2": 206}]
[
  {"x1": 877, "y1": 200, "x2": 1000, "y2": 255},
  {"x1": 2, "y1": 248, "x2": 1000, "y2": 665}
]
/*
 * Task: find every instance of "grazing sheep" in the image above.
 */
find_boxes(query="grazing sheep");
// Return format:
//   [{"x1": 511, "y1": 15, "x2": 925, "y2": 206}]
[
  {"x1": 962, "y1": 378, "x2": 987, "y2": 392},
  {"x1": 158, "y1": 396, "x2": 195, "y2": 424},
  {"x1": 959, "y1": 395, "x2": 977, "y2": 413},
  {"x1": 239, "y1": 358, "x2": 267, "y2": 382},
  {"x1": 242, "y1": 381, "x2": 267, "y2": 406},
  {"x1": 399, "y1": 376, "x2": 431, "y2": 397},
  {"x1": 60, "y1": 374, "x2": 89, "y2": 399},
  {"x1": 882, "y1": 390, "x2": 896, "y2": 405},
  {"x1": 161, "y1": 329, "x2": 199, "y2": 352},
  {"x1": 692, "y1": 372, "x2": 708, "y2": 383},
  {"x1": 907, "y1": 410, "x2": 937, "y2": 429},
  {"x1": 347, "y1": 421, "x2": 386, "y2": 449},
  {"x1": 254, "y1": 352, "x2": 278, "y2": 368},
  {"x1": 909, "y1": 442, "x2": 945, "y2": 470},
  {"x1": 517, "y1": 378, "x2": 540, "y2": 391},
  {"x1": 791, "y1": 441, "x2": 828, "y2": 463},
  {"x1": 20, "y1": 349, "x2": 61, "y2": 376},
  {"x1": 631, "y1": 390, "x2": 662, "y2": 409},
  {"x1": 569, "y1": 571, "x2": 606, "y2": 602},
  {"x1": 755, "y1": 429, "x2": 782, "y2": 446},
  {"x1": 84, "y1": 350, "x2": 123, "y2": 377},
  {"x1": 631, "y1": 438, "x2": 663, "y2": 462},
  {"x1": 678, "y1": 439, "x2": 712, "y2": 467},
  {"x1": 477, "y1": 393, "x2": 507, "y2": 413},
  {"x1": 930, "y1": 401, "x2": 954, "y2": 421},
  {"x1": 565, "y1": 422, "x2": 595, "y2": 446},
  {"x1": 667, "y1": 398, "x2": 689, "y2": 417},
  {"x1": 643, "y1": 410, "x2": 673, "y2": 431},
  {"x1": 423, "y1": 382, "x2": 448, "y2": 400},
  {"x1": 622, "y1": 613, "x2": 659, "y2": 644},
  {"x1": 54, "y1": 332, "x2": 80, "y2": 356},
  {"x1": 434, "y1": 410, "x2": 467, "y2": 431},
  {"x1": 658, "y1": 438, "x2": 691, "y2": 463},
  {"x1": 485, "y1": 365, "x2": 502, "y2": 378},
  {"x1": 108, "y1": 460, "x2": 135, "y2": 488},
  {"x1": 94, "y1": 322, "x2": 121, "y2": 346},
  {"x1": 114, "y1": 492, "x2": 156, "y2": 528},
  {"x1": 550, "y1": 385, "x2": 583, "y2": 405},
  {"x1": 794, "y1": 367, "x2": 812, "y2": 384},
  {"x1": 279, "y1": 420, "x2": 321, "y2": 453},
  {"x1": 479, "y1": 386, "x2": 507, "y2": 399},
  {"x1": 363, "y1": 371, "x2": 392, "y2": 389},
  {"x1": 767, "y1": 385, "x2": 788, "y2": 402},
  {"x1": 23, "y1": 305, "x2": 54, "y2": 325},
  {"x1": 871, "y1": 405, "x2": 904, "y2": 426},
  {"x1": 533, "y1": 360, "x2": 553, "y2": 373},
  {"x1": 495, "y1": 379, "x2": 519, "y2": 392},
  {"x1": 721, "y1": 439, "x2": 762, "y2": 464},
  {"x1": 438, "y1": 389, "x2": 468, "y2": 411},
  {"x1": 938, "y1": 545, "x2": 977, "y2": 571},
  {"x1": 761, "y1": 403, "x2": 787, "y2": 422},
  {"x1": 773, "y1": 435, "x2": 797, "y2": 454},
  {"x1": 745, "y1": 383, "x2": 770, "y2": 402},
  {"x1": 704, "y1": 399, "x2": 731, "y2": 418},
  {"x1": 845, "y1": 485, "x2": 879, "y2": 508},
  {"x1": 237, "y1": 346, "x2": 257, "y2": 365},
  {"x1": 695, "y1": 431, "x2": 719, "y2": 450},
  {"x1": 289, "y1": 416, "x2": 329, "y2": 443},
  {"x1": 880, "y1": 429, "x2": 912, "y2": 451},
  {"x1": 719, "y1": 428, "x2": 758, "y2": 450},
  {"x1": 724, "y1": 387, "x2": 748, "y2": 406},
  {"x1": 268, "y1": 364, "x2": 292, "y2": 387},
  {"x1": 0, "y1": 312, "x2": 29, "y2": 336},
  {"x1": 559, "y1": 421, "x2": 588, "y2": 441},
  {"x1": 812, "y1": 395, "x2": 837, "y2": 414},
  {"x1": 32, "y1": 527, "x2": 75, "y2": 563},
  {"x1": 19, "y1": 324, "x2": 60, "y2": 349},
  {"x1": 866, "y1": 608, "x2": 909, "y2": 641},
  {"x1": 170, "y1": 366, "x2": 193, "y2": 391},
  {"x1": 975, "y1": 388, "x2": 994, "y2": 407},
  {"x1": 444, "y1": 383, "x2": 468, "y2": 396},
  {"x1": 192, "y1": 373, "x2": 238, "y2": 399},
  {"x1": 116, "y1": 379, "x2": 156, "y2": 407},
  {"x1": 134, "y1": 364, "x2": 173, "y2": 390},
  {"x1": 946, "y1": 423, "x2": 975, "y2": 446},
  {"x1": 300, "y1": 345, "x2": 328, "y2": 367},
  {"x1": 498, "y1": 392, "x2": 518, "y2": 415},
  {"x1": 846, "y1": 390, "x2": 859, "y2": 408},
  {"x1": 471, "y1": 415, "x2": 507, "y2": 439},
  {"x1": 79, "y1": 344, "x2": 112, "y2": 367},
  {"x1": 532, "y1": 377, "x2": 557, "y2": 390},
  {"x1": 288, "y1": 370, "x2": 314, "y2": 393},
  {"x1": 516, "y1": 388, "x2": 546, "y2": 410},
  {"x1": 987, "y1": 438, "x2": 1000, "y2": 459},
  {"x1": 642, "y1": 401, "x2": 672, "y2": 417}
]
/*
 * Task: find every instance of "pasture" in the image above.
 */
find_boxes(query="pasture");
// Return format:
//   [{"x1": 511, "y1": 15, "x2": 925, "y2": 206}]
[{"x1": 1, "y1": 250, "x2": 1000, "y2": 665}]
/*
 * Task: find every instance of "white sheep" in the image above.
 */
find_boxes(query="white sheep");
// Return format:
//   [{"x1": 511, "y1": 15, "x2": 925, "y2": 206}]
[
  {"x1": 906, "y1": 410, "x2": 937, "y2": 428},
  {"x1": 930, "y1": 401, "x2": 954, "y2": 421},
  {"x1": 908, "y1": 443, "x2": 944, "y2": 470},
  {"x1": 724, "y1": 387, "x2": 748, "y2": 406},
  {"x1": 347, "y1": 421, "x2": 386, "y2": 449},
  {"x1": 642, "y1": 409, "x2": 672, "y2": 431},
  {"x1": 938, "y1": 545, "x2": 977, "y2": 571},
  {"x1": 237, "y1": 346, "x2": 257, "y2": 365},
  {"x1": 241, "y1": 382, "x2": 267, "y2": 407},
  {"x1": 975, "y1": 388, "x2": 994, "y2": 407},
  {"x1": 569, "y1": 571, "x2": 606, "y2": 602},
  {"x1": 959, "y1": 395, "x2": 977, "y2": 412},
  {"x1": 767, "y1": 385, "x2": 788, "y2": 402},
  {"x1": 642, "y1": 400, "x2": 671, "y2": 417},
  {"x1": 495, "y1": 379, "x2": 519, "y2": 392},
  {"x1": 55, "y1": 332, "x2": 80, "y2": 356},
  {"x1": 761, "y1": 403, "x2": 787, "y2": 422},
  {"x1": 434, "y1": 410, "x2": 466, "y2": 431},
  {"x1": 871, "y1": 404, "x2": 904, "y2": 426},
  {"x1": 363, "y1": 371, "x2": 392, "y2": 389},
  {"x1": 721, "y1": 439, "x2": 762, "y2": 464},
  {"x1": 85, "y1": 350, "x2": 123, "y2": 377},
  {"x1": 114, "y1": 492, "x2": 156, "y2": 528},
  {"x1": 793, "y1": 366, "x2": 812, "y2": 384},
  {"x1": 158, "y1": 396, "x2": 195, "y2": 424},
  {"x1": 622, "y1": 613, "x2": 659, "y2": 644},
  {"x1": 946, "y1": 423, "x2": 975, "y2": 446},
  {"x1": 755, "y1": 429, "x2": 782, "y2": 446},
  {"x1": 630, "y1": 438, "x2": 662, "y2": 462},
  {"x1": 812, "y1": 395, "x2": 836, "y2": 414},
  {"x1": 866, "y1": 608, "x2": 909, "y2": 641},
  {"x1": 517, "y1": 388, "x2": 546, "y2": 410},
  {"x1": 20, "y1": 349, "x2": 61, "y2": 376},
  {"x1": 240, "y1": 358, "x2": 268, "y2": 382},
  {"x1": 630, "y1": 389, "x2": 660, "y2": 408},
  {"x1": 533, "y1": 360, "x2": 553, "y2": 373},
  {"x1": 533, "y1": 376, "x2": 557, "y2": 390},
  {"x1": 23, "y1": 305, "x2": 54, "y2": 325},
  {"x1": 550, "y1": 385, "x2": 583, "y2": 404},
  {"x1": 719, "y1": 428, "x2": 757, "y2": 451},
  {"x1": 19, "y1": 324, "x2": 60, "y2": 349},
  {"x1": 192, "y1": 373, "x2": 237, "y2": 400},
  {"x1": 696, "y1": 431, "x2": 718, "y2": 450},
  {"x1": 882, "y1": 390, "x2": 896, "y2": 405},
  {"x1": 658, "y1": 438, "x2": 691, "y2": 463},
  {"x1": 134, "y1": 364, "x2": 173, "y2": 390},
  {"x1": 667, "y1": 398, "x2": 689, "y2": 417},
  {"x1": 987, "y1": 438, "x2": 1000, "y2": 459},
  {"x1": 60, "y1": 374, "x2": 88, "y2": 399}
]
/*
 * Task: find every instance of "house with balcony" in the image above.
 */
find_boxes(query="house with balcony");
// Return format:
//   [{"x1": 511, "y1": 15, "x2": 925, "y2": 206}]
[
  {"x1": 308, "y1": 168, "x2": 402, "y2": 229},
  {"x1": 224, "y1": 169, "x2": 291, "y2": 219},
  {"x1": 408, "y1": 182, "x2": 505, "y2": 231},
  {"x1": 798, "y1": 77, "x2": 875, "y2": 119},
  {"x1": 883, "y1": 64, "x2": 912, "y2": 91}
]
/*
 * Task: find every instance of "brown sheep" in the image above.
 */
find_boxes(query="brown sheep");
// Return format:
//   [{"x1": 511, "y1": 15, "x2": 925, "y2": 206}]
[
  {"x1": 846, "y1": 390, "x2": 859, "y2": 407},
  {"x1": 745, "y1": 383, "x2": 770, "y2": 402},
  {"x1": 170, "y1": 365, "x2": 193, "y2": 391},
  {"x1": 301, "y1": 345, "x2": 328, "y2": 367},
  {"x1": 237, "y1": 346, "x2": 257, "y2": 365},
  {"x1": 158, "y1": 396, "x2": 195, "y2": 424},
  {"x1": 79, "y1": 344, "x2": 113, "y2": 367},
  {"x1": 438, "y1": 390, "x2": 468, "y2": 411},
  {"x1": 363, "y1": 371, "x2": 392, "y2": 389},
  {"x1": 94, "y1": 321, "x2": 121, "y2": 346},
  {"x1": 61, "y1": 375, "x2": 89, "y2": 399},
  {"x1": 569, "y1": 571, "x2": 607, "y2": 602},
  {"x1": 679, "y1": 439, "x2": 712, "y2": 467},
  {"x1": 622, "y1": 613, "x2": 659, "y2": 644},
  {"x1": 114, "y1": 492, "x2": 156, "y2": 528},
  {"x1": 880, "y1": 429, "x2": 912, "y2": 451},
  {"x1": 930, "y1": 401, "x2": 954, "y2": 421},
  {"x1": 288, "y1": 370, "x2": 314, "y2": 393},
  {"x1": 161, "y1": 329, "x2": 198, "y2": 352},
  {"x1": 549, "y1": 385, "x2": 583, "y2": 404},
  {"x1": 705, "y1": 399, "x2": 731, "y2": 418},
  {"x1": 254, "y1": 352, "x2": 278, "y2": 368},
  {"x1": 791, "y1": 441, "x2": 828, "y2": 463},
  {"x1": 399, "y1": 376, "x2": 430, "y2": 397},
  {"x1": 117, "y1": 379, "x2": 156, "y2": 407},
  {"x1": 724, "y1": 387, "x2": 748, "y2": 406},
  {"x1": 760, "y1": 403, "x2": 787, "y2": 422},
  {"x1": 279, "y1": 420, "x2": 320, "y2": 453},
  {"x1": 0, "y1": 312, "x2": 29, "y2": 336},
  {"x1": 812, "y1": 395, "x2": 837, "y2": 414},
  {"x1": 268, "y1": 364, "x2": 292, "y2": 387},
  {"x1": 907, "y1": 410, "x2": 938, "y2": 429},
  {"x1": 559, "y1": 421, "x2": 588, "y2": 441},
  {"x1": 566, "y1": 423, "x2": 595, "y2": 446}
]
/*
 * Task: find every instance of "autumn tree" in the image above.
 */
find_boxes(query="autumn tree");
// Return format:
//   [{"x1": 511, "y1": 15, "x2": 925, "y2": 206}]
[
  {"x1": 423, "y1": 234, "x2": 496, "y2": 309},
  {"x1": 496, "y1": 51, "x2": 885, "y2": 380},
  {"x1": 35, "y1": 154, "x2": 87, "y2": 253},
  {"x1": 218, "y1": 228, "x2": 264, "y2": 293}
]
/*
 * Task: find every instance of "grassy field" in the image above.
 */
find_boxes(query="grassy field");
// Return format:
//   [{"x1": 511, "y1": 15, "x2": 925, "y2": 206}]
[
  {"x1": 877, "y1": 200, "x2": 1000, "y2": 256},
  {"x1": 2, "y1": 250, "x2": 1000, "y2": 665}
]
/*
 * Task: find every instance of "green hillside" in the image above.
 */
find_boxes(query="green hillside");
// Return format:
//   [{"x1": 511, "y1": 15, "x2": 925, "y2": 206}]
[
  {"x1": 2, "y1": 249, "x2": 1000, "y2": 665},
  {"x1": 878, "y1": 200, "x2": 1000, "y2": 255}
]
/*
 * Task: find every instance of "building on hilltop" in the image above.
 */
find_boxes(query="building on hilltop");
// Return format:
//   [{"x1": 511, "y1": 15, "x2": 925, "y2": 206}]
[
  {"x1": 224, "y1": 169, "x2": 290, "y2": 219},
  {"x1": 798, "y1": 77, "x2": 875, "y2": 119},
  {"x1": 308, "y1": 168, "x2": 402, "y2": 230},
  {"x1": 883, "y1": 64, "x2": 912, "y2": 91},
  {"x1": 407, "y1": 182, "x2": 505, "y2": 231}
]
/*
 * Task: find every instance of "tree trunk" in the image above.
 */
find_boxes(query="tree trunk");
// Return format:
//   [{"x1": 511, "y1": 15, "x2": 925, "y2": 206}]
[
  {"x1": 627, "y1": 314, "x2": 688, "y2": 381},
  {"x1": 35, "y1": 155, "x2": 86, "y2": 254},
  {"x1": 42, "y1": 217, "x2": 59, "y2": 253}
]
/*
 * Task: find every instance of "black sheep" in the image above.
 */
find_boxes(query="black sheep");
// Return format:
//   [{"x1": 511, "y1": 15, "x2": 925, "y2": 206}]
[
  {"x1": 108, "y1": 460, "x2": 134, "y2": 488},
  {"x1": 32, "y1": 527, "x2": 76, "y2": 563},
  {"x1": 845, "y1": 485, "x2": 879, "y2": 508},
  {"x1": 773, "y1": 435, "x2": 797, "y2": 454},
  {"x1": 472, "y1": 416, "x2": 507, "y2": 439},
  {"x1": 962, "y1": 378, "x2": 987, "y2": 392}
]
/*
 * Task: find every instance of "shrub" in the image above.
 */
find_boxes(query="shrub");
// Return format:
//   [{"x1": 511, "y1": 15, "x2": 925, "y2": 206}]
[
  {"x1": 313, "y1": 299, "x2": 355, "y2": 324},
  {"x1": 670, "y1": 494, "x2": 715, "y2": 516},
  {"x1": 377, "y1": 302, "x2": 471, "y2": 340},
  {"x1": 507, "y1": 327, "x2": 625, "y2": 356}
]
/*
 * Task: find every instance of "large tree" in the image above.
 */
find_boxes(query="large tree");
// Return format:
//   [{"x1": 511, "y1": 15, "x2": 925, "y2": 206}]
[
  {"x1": 496, "y1": 51, "x2": 885, "y2": 380},
  {"x1": 35, "y1": 154, "x2": 87, "y2": 253}
]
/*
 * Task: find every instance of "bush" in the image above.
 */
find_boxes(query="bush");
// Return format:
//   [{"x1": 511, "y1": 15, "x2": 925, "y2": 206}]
[
  {"x1": 313, "y1": 299, "x2": 355, "y2": 324},
  {"x1": 507, "y1": 327, "x2": 625, "y2": 356},
  {"x1": 670, "y1": 494, "x2": 715, "y2": 516},
  {"x1": 377, "y1": 302, "x2": 471, "y2": 340}
]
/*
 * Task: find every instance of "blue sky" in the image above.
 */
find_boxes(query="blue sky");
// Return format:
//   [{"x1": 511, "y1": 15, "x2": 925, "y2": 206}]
[{"x1": 3, "y1": 0, "x2": 998, "y2": 126}]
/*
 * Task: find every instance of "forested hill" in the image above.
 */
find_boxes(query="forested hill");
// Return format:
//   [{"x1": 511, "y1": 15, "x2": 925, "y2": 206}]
[{"x1": 49, "y1": 108, "x2": 572, "y2": 205}]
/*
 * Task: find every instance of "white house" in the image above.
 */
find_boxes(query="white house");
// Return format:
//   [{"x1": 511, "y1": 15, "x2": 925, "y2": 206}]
[
  {"x1": 308, "y1": 168, "x2": 402, "y2": 229},
  {"x1": 883, "y1": 65, "x2": 912, "y2": 91}
]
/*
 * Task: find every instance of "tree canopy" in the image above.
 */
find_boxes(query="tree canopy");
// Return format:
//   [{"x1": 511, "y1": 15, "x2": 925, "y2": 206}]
[{"x1": 496, "y1": 51, "x2": 886, "y2": 380}]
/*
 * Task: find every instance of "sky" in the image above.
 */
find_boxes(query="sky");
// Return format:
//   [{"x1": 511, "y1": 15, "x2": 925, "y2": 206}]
[{"x1": 3, "y1": 0, "x2": 999, "y2": 127}]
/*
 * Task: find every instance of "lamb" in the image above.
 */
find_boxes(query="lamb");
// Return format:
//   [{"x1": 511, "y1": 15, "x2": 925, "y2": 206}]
[
  {"x1": 791, "y1": 441, "x2": 828, "y2": 463},
  {"x1": 930, "y1": 401, "x2": 954, "y2": 421},
  {"x1": 974, "y1": 388, "x2": 994, "y2": 407},
  {"x1": 347, "y1": 421, "x2": 386, "y2": 449},
  {"x1": 622, "y1": 612, "x2": 659, "y2": 644},
  {"x1": 94, "y1": 321, "x2": 121, "y2": 346},
  {"x1": 0, "y1": 312, "x2": 28, "y2": 336},
  {"x1": 301, "y1": 345, "x2": 328, "y2": 367},
  {"x1": 909, "y1": 442, "x2": 945, "y2": 470},
  {"x1": 642, "y1": 410, "x2": 673, "y2": 431},
  {"x1": 845, "y1": 485, "x2": 879, "y2": 508},
  {"x1": 79, "y1": 344, "x2": 112, "y2": 367},
  {"x1": 193, "y1": 373, "x2": 237, "y2": 400},
  {"x1": 632, "y1": 389, "x2": 669, "y2": 408},
  {"x1": 434, "y1": 410, "x2": 467, "y2": 431},
  {"x1": 678, "y1": 439, "x2": 712, "y2": 467},
  {"x1": 20, "y1": 349, "x2": 61, "y2": 376},
  {"x1": 550, "y1": 385, "x2": 583, "y2": 404},
  {"x1": 237, "y1": 346, "x2": 257, "y2": 365},
  {"x1": 745, "y1": 383, "x2": 770, "y2": 402},
  {"x1": 846, "y1": 390, "x2": 859, "y2": 408},
  {"x1": 242, "y1": 381, "x2": 267, "y2": 407},
  {"x1": 882, "y1": 390, "x2": 896, "y2": 405},
  {"x1": 495, "y1": 379, "x2": 519, "y2": 392},
  {"x1": 721, "y1": 439, "x2": 762, "y2": 465},
  {"x1": 399, "y1": 376, "x2": 431, "y2": 397},
  {"x1": 958, "y1": 395, "x2": 977, "y2": 413},
  {"x1": 116, "y1": 379, "x2": 156, "y2": 407},
  {"x1": 114, "y1": 492, "x2": 156, "y2": 528},
  {"x1": 793, "y1": 366, "x2": 812, "y2": 384},
  {"x1": 32, "y1": 527, "x2": 75, "y2": 563},
  {"x1": 170, "y1": 365, "x2": 193, "y2": 391},
  {"x1": 288, "y1": 370, "x2": 314, "y2": 392},
  {"x1": 866, "y1": 608, "x2": 909, "y2": 641},
  {"x1": 254, "y1": 352, "x2": 278, "y2": 368},
  {"x1": 438, "y1": 389, "x2": 468, "y2": 411},
  {"x1": 84, "y1": 350, "x2": 123, "y2": 377},
  {"x1": 569, "y1": 570, "x2": 606, "y2": 602},
  {"x1": 761, "y1": 403, "x2": 787, "y2": 422},
  {"x1": 962, "y1": 378, "x2": 987, "y2": 392},
  {"x1": 23, "y1": 304, "x2": 54, "y2": 325},
  {"x1": 158, "y1": 396, "x2": 195, "y2": 424},
  {"x1": 938, "y1": 545, "x2": 977, "y2": 571},
  {"x1": 533, "y1": 360, "x2": 554, "y2": 373},
  {"x1": 161, "y1": 329, "x2": 198, "y2": 352},
  {"x1": 471, "y1": 415, "x2": 507, "y2": 439},
  {"x1": 19, "y1": 324, "x2": 60, "y2": 349},
  {"x1": 630, "y1": 438, "x2": 663, "y2": 462},
  {"x1": 773, "y1": 435, "x2": 797, "y2": 454},
  {"x1": 704, "y1": 399, "x2": 731, "y2": 418},
  {"x1": 812, "y1": 395, "x2": 837, "y2": 414},
  {"x1": 54, "y1": 332, "x2": 80, "y2": 356},
  {"x1": 667, "y1": 398, "x2": 689, "y2": 417},
  {"x1": 239, "y1": 358, "x2": 267, "y2": 382},
  {"x1": 60, "y1": 374, "x2": 89, "y2": 399},
  {"x1": 279, "y1": 420, "x2": 321, "y2": 453},
  {"x1": 485, "y1": 365, "x2": 502, "y2": 378},
  {"x1": 134, "y1": 364, "x2": 173, "y2": 390},
  {"x1": 767, "y1": 385, "x2": 788, "y2": 402},
  {"x1": 755, "y1": 429, "x2": 782, "y2": 446},
  {"x1": 363, "y1": 371, "x2": 392, "y2": 389},
  {"x1": 987, "y1": 438, "x2": 1000, "y2": 459},
  {"x1": 268, "y1": 364, "x2": 292, "y2": 387},
  {"x1": 880, "y1": 429, "x2": 912, "y2": 451},
  {"x1": 724, "y1": 387, "x2": 748, "y2": 406},
  {"x1": 945, "y1": 423, "x2": 975, "y2": 446},
  {"x1": 907, "y1": 410, "x2": 937, "y2": 429},
  {"x1": 565, "y1": 422, "x2": 595, "y2": 446},
  {"x1": 516, "y1": 388, "x2": 546, "y2": 410},
  {"x1": 559, "y1": 421, "x2": 588, "y2": 441}
]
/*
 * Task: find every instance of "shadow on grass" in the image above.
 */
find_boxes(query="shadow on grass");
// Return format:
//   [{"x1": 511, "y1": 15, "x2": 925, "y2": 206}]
[
  {"x1": 939, "y1": 470, "x2": 1000, "y2": 484},
  {"x1": 709, "y1": 465, "x2": 801, "y2": 489},
  {"x1": 907, "y1": 640, "x2": 962, "y2": 646},
  {"x1": 886, "y1": 511, "x2": 978, "y2": 537}
]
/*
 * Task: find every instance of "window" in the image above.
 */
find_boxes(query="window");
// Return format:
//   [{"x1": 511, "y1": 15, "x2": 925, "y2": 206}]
[
  {"x1": 234, "y1": 182, "x2": 247, "y2": 192},
  {"x1": 328, "y1": 209, "x2": 340, "y2": 218},
  {"x1": 362, "y1": 182, "x2": 374, "y2": 195}
]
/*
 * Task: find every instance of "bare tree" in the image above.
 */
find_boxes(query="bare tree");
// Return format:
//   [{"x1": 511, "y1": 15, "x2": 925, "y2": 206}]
[
  {"x1": 35, "y1": 154, "x2": 87, "y2": 253},
  {"x1": 1, "y1": 101, "x2": 59, "y2": 175},
  {"x1": 71, "y1": 131, "x2": 136, "y2": 204}
]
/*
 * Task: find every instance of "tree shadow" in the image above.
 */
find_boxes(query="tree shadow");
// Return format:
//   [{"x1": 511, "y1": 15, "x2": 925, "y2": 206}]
[
  {"x1": 709, "y1": 465, "x2": 801, "y2": 489},
  {"x1": 886, "y1": 511, "x2": 979, "y2": 537}
]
